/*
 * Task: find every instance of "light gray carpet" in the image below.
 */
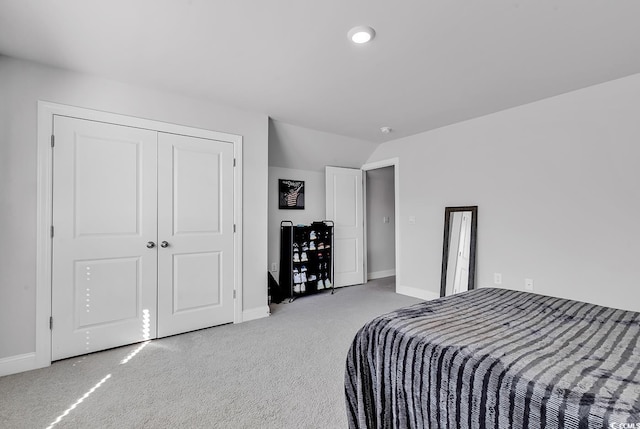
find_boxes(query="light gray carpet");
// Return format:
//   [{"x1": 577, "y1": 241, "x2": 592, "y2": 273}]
[{"x1": 0, "y1": 277, "x2": 422, "y2": 429}]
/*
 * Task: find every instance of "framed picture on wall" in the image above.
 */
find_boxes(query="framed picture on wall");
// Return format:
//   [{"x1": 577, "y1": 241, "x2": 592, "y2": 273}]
[{"x1": 279, "y1": 179, "x2": 305, "y2": 209}]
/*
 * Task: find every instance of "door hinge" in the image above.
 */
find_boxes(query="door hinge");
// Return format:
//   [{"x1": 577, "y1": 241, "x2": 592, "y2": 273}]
[
  {"x1": 50, "y1": 225, "x2": 54, "y2": 238},
  {"x1": 233, "y1": 224, "x2": 236, "y2": 233},
  {"x1": 233, "y1": 158, "x2": 236, "y2": 167},
  {"x1": 49, "y1": 316, "x2": 53, "y2": 330},
  {"x1": 233, "y1": 290, "x2": 236, "y2": 299},
  {"x1": 51, "y1": 135, "x2": 55, "y2": 148}
]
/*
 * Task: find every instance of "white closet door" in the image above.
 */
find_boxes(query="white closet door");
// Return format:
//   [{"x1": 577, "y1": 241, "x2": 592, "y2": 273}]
[
  {"x1": 326, "y1": 166, "x2": 365, "y2": 287},
  {"x1": 51, "y1": 116, "x2": 158, "y2": 361},
  {"x1": 156, "y1": 133, "x2": 235, "y2": 338}
]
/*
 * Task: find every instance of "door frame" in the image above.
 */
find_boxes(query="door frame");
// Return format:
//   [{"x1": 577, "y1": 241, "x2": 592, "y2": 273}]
[
  {"x1": 361, "y1": 158, "x2": 400, "y2": 292},
  {"x1": 36, "y1": 101, "x2": 243, "y2": 369}
]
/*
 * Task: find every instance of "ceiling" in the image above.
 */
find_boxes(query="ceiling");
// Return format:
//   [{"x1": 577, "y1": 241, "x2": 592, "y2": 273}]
[{"x1": 1, "y1": 0, "x2": 640, "y2": 143}]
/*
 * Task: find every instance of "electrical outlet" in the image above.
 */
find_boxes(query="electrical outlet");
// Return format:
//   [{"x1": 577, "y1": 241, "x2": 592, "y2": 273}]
[
  {"x1": 270, "y1": 263, "x2": 278, "y2": 272},
  {"x1": 493, "y1": 273, "x2": 502, "y2": 285},
  {"x1": 525, "y1": 278, "x2": 534, "y2": 291}
]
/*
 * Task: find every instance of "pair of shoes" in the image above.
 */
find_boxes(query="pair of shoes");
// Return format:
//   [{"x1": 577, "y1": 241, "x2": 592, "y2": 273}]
[
  {"x1": 317, "y1": 242, "x2": 325, "y2": 250},
  {"x1": 301, "y1": 252, "x2": 308, "y2": 262},
  {"x1": 293, "y1": 269, "x2": 301, "y2": 284},
  {"x1": 325, "y1": 278, "x2": 332, "y2": 288},
  {"x1": 310, "y1": 231, "x2": 317, "y2": 240},
  {"x1": 293, "y1": 252, "x2": 300, "y2": 262},
  {"x1": 301, "y1": 242, "x2": 309, "y2": 252},
  {"x1": 317, "y1": 279, "x2": 325, "y2": 290},
  {"x1": 309, "y1": 241, "x2": 316, "y2": 251}
]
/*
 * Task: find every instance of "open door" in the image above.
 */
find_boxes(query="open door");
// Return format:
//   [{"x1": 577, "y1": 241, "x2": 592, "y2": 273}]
[{"x1": 326, "y1": 166, "x2": 365, "y2": 287}]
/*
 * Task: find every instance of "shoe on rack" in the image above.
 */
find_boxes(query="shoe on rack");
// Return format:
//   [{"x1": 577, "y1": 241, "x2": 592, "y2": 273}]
[
  {"x1": 310, "y1": 231, "x2": 317, "y2": 240},
  {"x1": 317, "y1": 242, "x2": 325, "y2": 250},
  {"x1": 301, "y1": 252, "x2": 308, "y2": 262},
  {"x1": 301, "y1": 242, "x2": 309, "y2": 251},
  {"x1": 317, "y1": 279, "x2": 325, "y2": 290},
  {"x1": 294, "y1": 283, "x2": 301, "y2": 293},
  {"x1": 301, "y1": 283, "x2": 306, "y2": 293},
  {"x1": 293, "y1": 252, "x2": 300, "y2": 262},
  {"x1": 325, "y1": 278, "x2": 332, "y2": 288}
]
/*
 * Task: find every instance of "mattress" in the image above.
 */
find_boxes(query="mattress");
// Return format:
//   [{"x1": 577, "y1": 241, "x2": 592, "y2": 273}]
[{"x1": 345, "y1": 288, "x2": 640, "y2": 428}]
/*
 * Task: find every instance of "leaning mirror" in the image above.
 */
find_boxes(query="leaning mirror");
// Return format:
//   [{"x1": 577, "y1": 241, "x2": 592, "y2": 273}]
[{"x1": 440, "y1": 206, "x2": 477, "y2": 297}]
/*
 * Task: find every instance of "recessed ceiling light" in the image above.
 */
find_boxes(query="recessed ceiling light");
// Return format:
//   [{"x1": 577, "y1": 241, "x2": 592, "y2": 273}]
[{"x1": 348, "y1": 26, "x2": 376, "y2": 44}]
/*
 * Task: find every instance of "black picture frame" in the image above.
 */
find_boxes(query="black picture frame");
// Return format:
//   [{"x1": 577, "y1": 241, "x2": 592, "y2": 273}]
[{"x1": 279, "y1": 179, "x2": 305, "y2": 210}]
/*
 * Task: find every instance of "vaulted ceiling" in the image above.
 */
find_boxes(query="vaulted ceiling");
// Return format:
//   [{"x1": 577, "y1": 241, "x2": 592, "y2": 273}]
[{"x1": 1, "y1": 0, "x2": 639, "y2": 142}]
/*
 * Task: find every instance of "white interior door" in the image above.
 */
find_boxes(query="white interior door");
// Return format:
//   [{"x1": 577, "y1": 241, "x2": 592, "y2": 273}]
[
  {"x1": 326, "y1": 166, "x2": 365, "y2": 287},
  {"x1": 51, "y1": 116, "x2": 158, "y2": 361},
  {"x1": 156, "y1": 133, "x2": 235, "y2": 338}
]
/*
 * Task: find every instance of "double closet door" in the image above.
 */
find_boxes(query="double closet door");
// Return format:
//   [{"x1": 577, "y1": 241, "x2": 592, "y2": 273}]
[{"x1": 51, "y1": 116, "x2": 235, "y2": 361}]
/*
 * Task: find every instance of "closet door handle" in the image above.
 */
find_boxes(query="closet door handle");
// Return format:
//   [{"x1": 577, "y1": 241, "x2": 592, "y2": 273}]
[
  {"x1": 160, "y1": 241, "x2": 170, "y2": 248},
  {"x1": 146, "y1": 241, "x2": 156, "y2": 249}
]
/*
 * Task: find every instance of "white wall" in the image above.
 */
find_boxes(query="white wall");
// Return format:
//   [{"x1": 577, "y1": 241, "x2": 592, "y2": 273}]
[
  {"x1": 0, "y1": 56, "x2": 269, "y2": 361},
  {"x1": 269, "y1": 119, "x2": 377, "y2": 172},
  {"x1": 366, "y1": 73, "x2": 640, "y2": 312},
  {"x1": 366, "y1": 166, "x2": 396, "y2": 278}
]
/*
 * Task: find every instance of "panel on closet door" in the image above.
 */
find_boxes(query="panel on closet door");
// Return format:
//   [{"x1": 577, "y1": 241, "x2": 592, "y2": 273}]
[
  {"x1": 51, "y1": 116, "x2": 158, "y2": 361},
  {"x1": 157, "y1": 132, "x2": 235, "y2": 338},
  {"x1": 74, "y1": 137, "x2": 140, "y2": 237},
  {"x1": 74, "y1": 257, "x2": 139, "y2": 328},
  {"x1": 173, "y1": 252, "x2": 221, "y2": 312},
  {"x1": 172, "y1": 147, "x2": 221, "y2": 235}
]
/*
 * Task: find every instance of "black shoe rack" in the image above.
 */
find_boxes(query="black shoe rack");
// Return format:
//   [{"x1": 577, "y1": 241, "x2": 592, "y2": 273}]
[{"x1": 279, "y1": 220, "x2": 334, "y2": 302}]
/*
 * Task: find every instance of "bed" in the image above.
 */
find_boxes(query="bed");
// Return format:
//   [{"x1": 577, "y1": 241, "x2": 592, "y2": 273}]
[{"x1": 345, "y1": 288, "x2": 640, "y2": 428}]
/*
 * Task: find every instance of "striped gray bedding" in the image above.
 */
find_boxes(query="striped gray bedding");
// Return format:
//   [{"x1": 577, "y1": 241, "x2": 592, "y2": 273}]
[{"x1": 345, "y1": 288, "x2": 640, "y2": 429}]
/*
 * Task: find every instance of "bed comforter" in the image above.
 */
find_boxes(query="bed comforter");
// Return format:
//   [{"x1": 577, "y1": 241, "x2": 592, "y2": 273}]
[{"x1": 345, "y1": 288, "x2": 640, "y2": 428}]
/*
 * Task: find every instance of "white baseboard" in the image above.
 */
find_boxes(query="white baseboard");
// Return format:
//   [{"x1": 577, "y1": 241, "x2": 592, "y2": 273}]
[
  {"x1": 367, "y1": 269, "x2": 396, "y2": 280},
  {"x1": 242, "y1": 305, "x2": 270, "y2": 322},
  {"x1": 396, "y1": 285, "x2": 440, "y2": 301},
  {"x1": 0, "y1": 352, "x2": 42, "y2": 377}
]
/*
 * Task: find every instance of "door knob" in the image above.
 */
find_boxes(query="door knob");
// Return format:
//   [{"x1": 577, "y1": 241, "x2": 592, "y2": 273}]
[
  {"x1": 146, "y1": 241, "x2": 156, "y2": 249},
  {"x1": 160, "y1": 241, "x2": 169, "y2": 248}
]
